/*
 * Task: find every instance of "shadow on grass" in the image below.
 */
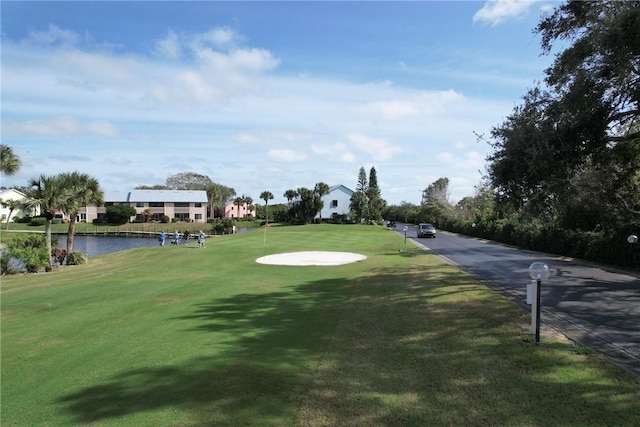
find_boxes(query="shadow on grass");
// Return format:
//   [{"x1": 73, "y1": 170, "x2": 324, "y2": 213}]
[{"x1": 58, "y1": 261, "x2": 640, "y2": 425}]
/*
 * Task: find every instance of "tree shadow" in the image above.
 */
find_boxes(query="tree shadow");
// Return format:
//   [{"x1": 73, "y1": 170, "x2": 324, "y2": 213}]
[{"x1": 57, "y1": 260, "x2": 640, "y2": 425}]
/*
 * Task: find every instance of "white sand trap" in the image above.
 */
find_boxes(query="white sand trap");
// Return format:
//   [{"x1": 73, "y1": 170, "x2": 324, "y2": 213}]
[{"x1": 256, "y1": 251, "x2": 367, "y2": 266}]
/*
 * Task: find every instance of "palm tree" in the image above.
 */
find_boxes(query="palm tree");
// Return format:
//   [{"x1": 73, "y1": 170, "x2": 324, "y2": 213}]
[
  {"x1": 244, "y1": 196, "x2": 253, "y2": 218},
  {"x1": 0, "y1": 144, "x2": 21, "y2": 176},
  {"x1": 283, "y1": 189, "x2": 298, "y2": 209},
  {"x1": 59, "y1": 172, "x2": 104, "y2": 257},
  {"x1": 0, "y1": 198, "x2": 24, "y2": 229},
  {"x1": 233, "y1": 196, "x2": 245, "y2": 219},
  {"x1": 314, "y1": 182, "x2": 330, "y2": 222},
  {"x1": 26, "y1": 174, "x2": 71, "y2": 269},
  {"x1": 260, "y1": 191, "x2": 274, "y2": 223}
]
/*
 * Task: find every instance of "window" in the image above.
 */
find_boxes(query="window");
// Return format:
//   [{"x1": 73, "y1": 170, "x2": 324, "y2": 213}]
[
  {"x1": 331, "y1": 200, "x2": 338, "y2": 208},
  {"x1": 174, "y1": 202, "x2": 189, "y2": 208},
  {"x1": 195, "y1": 214, "x2": 202, "y2": 220},
  {"x1": 195, "y1": 203, "x2": 202, "y2": 208},
  {"x1": 149, "y1": 202, "x2": 164, "y2": 207},
  {"x1": 136, "y1": 202, "x2": 145, "y2": 208}
]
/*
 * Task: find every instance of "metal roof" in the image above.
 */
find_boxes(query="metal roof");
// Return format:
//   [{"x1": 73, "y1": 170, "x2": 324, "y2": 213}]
[{"x1": 105, "y1": 190, "x2": 208, "y2": 203}]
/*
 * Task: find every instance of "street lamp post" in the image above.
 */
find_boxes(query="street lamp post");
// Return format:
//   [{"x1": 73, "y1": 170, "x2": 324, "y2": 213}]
[
  {"x1": 403, "y1": 225, "x2": 408, "y2": 245},
  {"x1": 627, "y1": 234, "x2": 638, "y2": 266},
  {"x1": 529, "y1": 262, "x2": 550, "y2": 345}
]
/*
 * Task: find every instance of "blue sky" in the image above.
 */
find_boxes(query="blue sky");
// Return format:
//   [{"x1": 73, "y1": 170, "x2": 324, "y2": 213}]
[{"x1": 1, "y1": 1, "x2": 558, "y2": 205}]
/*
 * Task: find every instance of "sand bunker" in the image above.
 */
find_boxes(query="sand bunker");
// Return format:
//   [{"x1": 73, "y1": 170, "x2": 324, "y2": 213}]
[{"x1": 256, "y1": 251, "x2": 367, "y2": 266}]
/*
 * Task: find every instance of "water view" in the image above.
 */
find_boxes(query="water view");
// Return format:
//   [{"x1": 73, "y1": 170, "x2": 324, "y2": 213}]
[
  {"x1": 55, "y1": 228, "x2": 252, "y2": 258},
  {"x1": 54, "y1": 235, "x2": 163, "y2": 258}
]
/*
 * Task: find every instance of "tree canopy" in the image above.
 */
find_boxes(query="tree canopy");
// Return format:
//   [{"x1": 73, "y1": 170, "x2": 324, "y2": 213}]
[
  {"x1": 165, "y1": 172, "x2": 214, "y2": 190},
  {"x1": 0, "y1": 145, "x2": 21, "y2": 176},
  {"x1": 486, "y1": 0, "x2": 640, "y2": 230}
]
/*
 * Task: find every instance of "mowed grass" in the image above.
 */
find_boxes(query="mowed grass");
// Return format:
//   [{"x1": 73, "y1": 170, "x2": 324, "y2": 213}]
[{"x1": 1, "y1": 224, "x2": 639, "y2": 426}]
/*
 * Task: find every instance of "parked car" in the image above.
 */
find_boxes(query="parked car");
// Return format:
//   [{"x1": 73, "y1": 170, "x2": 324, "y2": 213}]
[
  {"x1": 387, "y1": 220, "x2": 396, "y2": 228},
  {"x1": 417, "y1": 223, "x2": 436, "y2": 238}
]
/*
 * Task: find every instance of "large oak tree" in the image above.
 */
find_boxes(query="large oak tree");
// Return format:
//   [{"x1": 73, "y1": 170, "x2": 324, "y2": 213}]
[{"x1": 487, "y1": 0, "x2": 640, "y2": 229}]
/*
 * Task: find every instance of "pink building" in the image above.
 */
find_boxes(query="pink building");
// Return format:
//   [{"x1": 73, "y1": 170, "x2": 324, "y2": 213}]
[{"x1": 224, "y1": 201, "x2": 256, "y2": 218}]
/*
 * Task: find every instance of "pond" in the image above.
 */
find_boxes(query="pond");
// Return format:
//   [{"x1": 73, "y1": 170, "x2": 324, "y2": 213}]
[
  {"x1": 54, "y1": 235, "x2": 163, "y2": 258},
  {"x1": 54, "y1": 228, "x2": 252, "y2": 258}
]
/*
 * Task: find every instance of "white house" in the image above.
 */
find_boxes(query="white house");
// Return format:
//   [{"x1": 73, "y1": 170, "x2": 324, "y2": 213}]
[
  {"x1": 317, "y1": 185, "x2": 354, "y2": 219},
  {"x1": 0, "y1": 189, "x2": 38, "y2": 223}
]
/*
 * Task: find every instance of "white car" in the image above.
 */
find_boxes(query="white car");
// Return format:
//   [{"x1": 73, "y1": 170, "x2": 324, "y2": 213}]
[{"x1": 417, "y1": 223, "x2": 436, "y2": 238}]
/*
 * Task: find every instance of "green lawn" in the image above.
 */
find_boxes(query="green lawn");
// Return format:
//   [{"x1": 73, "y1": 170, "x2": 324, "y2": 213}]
[{"x1": 1, "y1": 225, "x2": 639, "y2": 426}]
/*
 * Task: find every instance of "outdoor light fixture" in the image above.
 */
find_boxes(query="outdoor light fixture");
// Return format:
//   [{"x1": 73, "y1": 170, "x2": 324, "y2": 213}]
[
  {"x1": 627, "y1": 235, "x2": 638, "y2": 266},
  {"x1": 529, "y1": 262, "x2": 550, "y2": 345}
]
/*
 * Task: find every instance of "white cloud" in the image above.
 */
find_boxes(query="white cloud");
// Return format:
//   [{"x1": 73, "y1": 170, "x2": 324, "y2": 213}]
[
  {"x1": 233, "y1": 130, "x2": 312, "y2": 145},
  {"x1": 196, "y1": 28, "x2": 241, "y2": 48},
  {"x1": 28, "y1": 24, "x2": 80, "y2": 45},
  {"x1": 1, "y1": 22, "x2": 526, "y2": 205},
  {"x1": 7, "y1": 27, "x2": 280, "y2": 110},
  {"x1": 346, "y1": 133, "x2": 402, "y2": 161},
  {"x1": 473, "y1": 0, "x2": 537, "y2": 26},
  {"x1": 354, "y1": 90, "x2": 465, "y2": 121},
  {"x1": 437, "y1": 150, "x2": 486, "y2": 171},
  {"x1": 267, "y1": 149, "x2": 308, "y2": 163},
  {"x1": 311, "y1": 143, "x2": 356, "y2": 163},
  {"x1": 105, "y1": 156, "x2": 133, "y2": 166},
  {"x1": 155, "y1": 30, "x2": 181, "y2": 59},
  {"x1": 3, "y1": 117, "x2": 118, "y2": 137}
]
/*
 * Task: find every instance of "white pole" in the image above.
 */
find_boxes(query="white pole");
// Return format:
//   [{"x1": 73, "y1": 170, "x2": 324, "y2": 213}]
[{"x1": 530, "y1": 279, "x2": 537, "y2": 334}]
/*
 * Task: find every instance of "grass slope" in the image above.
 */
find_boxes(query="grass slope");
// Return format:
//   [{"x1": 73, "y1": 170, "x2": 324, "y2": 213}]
[{"x1": 1, "y1": 224, "x2": 639, "y2": 426}]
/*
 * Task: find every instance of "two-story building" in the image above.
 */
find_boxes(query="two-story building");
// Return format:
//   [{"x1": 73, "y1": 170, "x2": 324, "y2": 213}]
[
  {"x1": 77, "y1": 190, "x2": 208, "y2": 223},
  {"x1": 317, "y1": 185, "x2": 354, "y2": 219},
  {"x1": 224, "y1": 201, "x2": 257, "y2": 219},
  {"x1": 292, "y1": 184, "x2": 354, "y2": 220}
]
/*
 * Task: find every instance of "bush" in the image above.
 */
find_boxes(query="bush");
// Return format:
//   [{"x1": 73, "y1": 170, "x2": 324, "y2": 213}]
[
  {"x1": 160, "y1": 215, "x2": 170, "y2": 223},
  {"x1": 105, "y1": 205, "x2": 136, "y2": 224},
  {"x1": 210, "y1": 218, "x2": 235, "y2": 234},
  {"x1": 66, "y1": 251, "x2": 88, "y2": 265},
  {"x1": 3, "y1": 233, "x2": 50, "y2": 273},
  {"x1": 0, "y1": 246, "x2": 16, "y2": 275},
  {"x1": 29, "y1": 217, "x2": 46, "y2": 226},
  {"x1": 51, "y1": 248, "x2": 67, "y2": 266}
]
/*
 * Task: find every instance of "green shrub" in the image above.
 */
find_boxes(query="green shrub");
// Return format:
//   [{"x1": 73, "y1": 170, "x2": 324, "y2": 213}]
[
  {"x1": 105, "y1": 205, "x2": 136, "y2": 224},
  {"x1": 66, "y1": 251, "x2": 88, "y2": 265},
  {"x1": 210, "y1": 218, "x2": 235, "y2": 234},
  {"x1": 29, "y1": 217, "x2": 46, "y2": 226},
  {"x1": 160, "y1": 215, "x2": 170, "y2": 223}
]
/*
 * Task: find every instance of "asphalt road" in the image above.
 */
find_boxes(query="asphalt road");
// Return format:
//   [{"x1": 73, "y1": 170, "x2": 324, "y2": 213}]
[{"x1": 393, "y1": 223, "x2": 640, "y2": 377}]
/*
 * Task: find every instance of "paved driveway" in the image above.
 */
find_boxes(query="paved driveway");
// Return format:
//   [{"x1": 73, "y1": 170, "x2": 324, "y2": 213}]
[{"x1": 394, "y1": 224, "x2": 640, "y2": 377}]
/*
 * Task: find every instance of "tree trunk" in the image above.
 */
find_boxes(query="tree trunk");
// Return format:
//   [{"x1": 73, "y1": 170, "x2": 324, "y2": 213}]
[
  {"x1": 4, "y1": 208, "x2": 13, "y2": 230},
  {"x1": 67, "y1": 216, "x2": 77, "y2": 258},
  {"x1": 45, "y1": 219, "x2": 53, "y2": 270}
]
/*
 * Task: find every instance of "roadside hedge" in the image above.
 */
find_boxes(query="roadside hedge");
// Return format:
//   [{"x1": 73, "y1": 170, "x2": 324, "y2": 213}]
[{"x1": 440, "y1": 217, "x2": 639, "y2": 269}]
